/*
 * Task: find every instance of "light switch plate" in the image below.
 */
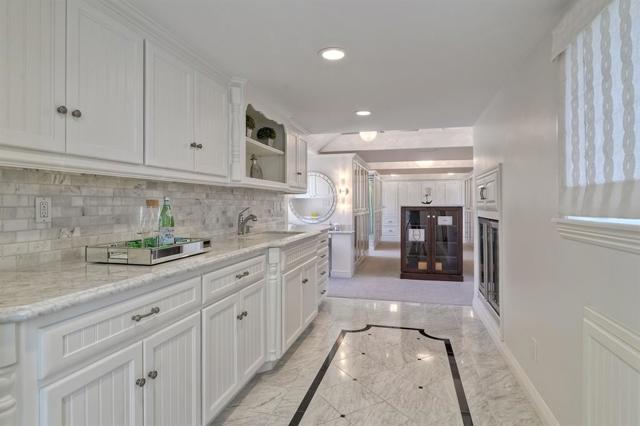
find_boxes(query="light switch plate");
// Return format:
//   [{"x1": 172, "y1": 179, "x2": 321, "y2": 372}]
[{"x1": 35, "y1": 197, "x2": 52, "y2": 223}]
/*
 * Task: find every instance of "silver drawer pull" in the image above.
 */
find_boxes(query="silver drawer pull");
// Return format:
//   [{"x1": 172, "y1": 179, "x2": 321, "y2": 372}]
[
  {"x1": 320, "y1": 240, "x2": 327, "y2": 244},
  {"x1": 132, "y1": 306, "x2": 160, "y2": 322},
  {"x1": 236, "y1": 310, "x2": 248, "y2": 320},
  {"x1": 320, "y1": 271, "x2": 327, "y2": 276},
  {"x1": 320, "y1": 254, "x2": 327, "y2": 258},
  {"x1": 235, "y1": 271, "x2": 250, "y2": 279},
  {"x1": 148, "y1": 370, "x2": 158, "y2": 379},
  {"x1": 136, "y1": 378, "x2": 146, "y2": 387},
  {"x1": 321, "y1": 290, "x2": 327, "y2": 295},
  {"x1": 302, "y1": 278, "x2": 309, "y2": 284}
]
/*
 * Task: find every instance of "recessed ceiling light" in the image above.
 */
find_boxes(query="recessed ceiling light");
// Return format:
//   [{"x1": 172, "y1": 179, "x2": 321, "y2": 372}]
[
  {"x1": 319, "y1": 47, "x2": 345, "y2": 61},
  {"x1": 356, "y1": 110, "x2": 371, "y2": 116},
  {"x1": 359, "y1": 131, "x2": 377, "y2": 142}
]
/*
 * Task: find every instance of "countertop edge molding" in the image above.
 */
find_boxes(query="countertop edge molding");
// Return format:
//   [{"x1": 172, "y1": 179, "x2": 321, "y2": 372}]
[
  {"x1": 553, "y1": 218, "x2": 640, "y2": 254},
  {"x1": 0, "y1": 230, "x2": 325, "y2": 323}
]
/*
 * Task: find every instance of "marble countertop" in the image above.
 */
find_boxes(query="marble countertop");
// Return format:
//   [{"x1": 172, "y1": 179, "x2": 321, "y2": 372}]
[{"x1": 0, "y1": 229, "x2": 325, "y2": 323}]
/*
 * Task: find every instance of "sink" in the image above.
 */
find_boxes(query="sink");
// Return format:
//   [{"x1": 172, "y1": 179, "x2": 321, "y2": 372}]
[{"x1": 240, "y1": 231, "x2": 304, "y2": 240}]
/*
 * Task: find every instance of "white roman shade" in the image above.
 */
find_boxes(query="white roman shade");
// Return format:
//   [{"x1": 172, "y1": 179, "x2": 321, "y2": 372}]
[{"x1": 559, "y1": 0, "x2": 640, "y2": 218}]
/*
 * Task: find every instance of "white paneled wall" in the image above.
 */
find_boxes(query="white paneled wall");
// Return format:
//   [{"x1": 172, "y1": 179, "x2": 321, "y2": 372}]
[{"x1": 583, "y1": 307, "x2": 640, "y2": 426}]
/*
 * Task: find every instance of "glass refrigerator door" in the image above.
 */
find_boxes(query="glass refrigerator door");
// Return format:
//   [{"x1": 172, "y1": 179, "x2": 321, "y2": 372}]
[
  {"x1": 433, "y1": 208, "x2": 460, "y2": 274},
  {"x1": 403, "y1": 209, "x2": 429, "y2": 272}
]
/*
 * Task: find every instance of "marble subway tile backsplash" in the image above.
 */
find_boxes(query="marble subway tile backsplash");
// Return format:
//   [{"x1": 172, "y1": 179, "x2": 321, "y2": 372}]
[{"x1": 0, "y1": 168, "x2": 286, "y2": 270}]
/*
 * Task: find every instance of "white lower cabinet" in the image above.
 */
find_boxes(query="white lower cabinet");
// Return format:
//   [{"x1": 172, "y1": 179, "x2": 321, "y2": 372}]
[
  {"x1": 40, "y1": 313, "x2": 201, "y2": 426},
  {"x1": 282, "y1": 258, "x2": 317, "y2": 353},
  {"x1": 202, "y1": 280, "x2": 266, "y2": 425},
  {"x1": 143, "y1": 313, "x2": 201, "y2": 426},
  {"x1": 40, "y1": 342, "x2": 144, "y2": 426}
]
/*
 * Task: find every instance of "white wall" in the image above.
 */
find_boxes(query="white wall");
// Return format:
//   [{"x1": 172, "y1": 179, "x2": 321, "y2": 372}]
[{"x1": 474, "y1": 35, "x2": 640, "y2": 425}]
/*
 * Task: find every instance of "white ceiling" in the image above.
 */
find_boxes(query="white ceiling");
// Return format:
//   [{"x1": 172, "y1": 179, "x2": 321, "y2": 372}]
[{"x1": 128, "y1": 0, "x2": 570, "y2": 134}]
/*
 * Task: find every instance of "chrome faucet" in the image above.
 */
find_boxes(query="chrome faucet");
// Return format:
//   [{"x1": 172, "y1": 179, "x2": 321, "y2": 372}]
[{"x1": 237, "y1": 207, "x2": 258, "y2": 235}]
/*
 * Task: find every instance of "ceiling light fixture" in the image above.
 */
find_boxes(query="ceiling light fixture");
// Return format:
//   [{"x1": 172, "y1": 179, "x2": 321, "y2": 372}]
[
  {"x1": 319, "y1": 47, "x2": 345, "y2": 61},
  {"x1": 359, "y1": 131, "x2": 377, "y2": 142},
  {"x1": 356, "y1": 110, "x2": 371, "y2": 116}
]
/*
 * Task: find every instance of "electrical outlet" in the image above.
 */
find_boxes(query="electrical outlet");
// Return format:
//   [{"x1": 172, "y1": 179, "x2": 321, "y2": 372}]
[
  {"x1": 531, "y1": 337, "x2": 538, "y2": 363},
  {"x1": 35, "y1": 197, "x2": 52, "y2": 224}
]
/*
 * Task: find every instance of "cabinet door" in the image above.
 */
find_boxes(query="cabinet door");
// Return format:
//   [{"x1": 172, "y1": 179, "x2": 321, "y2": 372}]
[
  {"x1": 382, "y1": 182, "x2": 398, "y2": 216},
  {"x1": 143, "y1": 313, "x2": 200, "y2": 426},
  {"x1": 238, "y1": 280, "x2": 266, "y2": 383},
  {"x1": 194, "y1": 72, "x2": 228, "y2": 177},
  {"x1": 202, "y1": 294, "x2": 240, "y2": 424},
  {"x1": 66, "y1": 0, "x2": 144, "y2": 163},
  {"x1": 444, "y1": 181, "x2": 463, "y2": 205},
  {"x1": 301, "y1": 261, "x2": 318, "y2": 327},
  {"x1": 397, "y1": 182, "x2": 410, "y2": 207},
  {"x1": 282, "y1": 266, "x2": 302, "y2": 352},
  {"x1": 431, "y1": 207, "x2": 462, "y2": 275},
  {"x1": 40, "y1": 343, "x2": 143, "y2": 426},
  {"x1": 296, "y1": 137, "x2": 308, "y2": 189},
  {"x1": 0, "y1": 0, "x2": 65, "y2": 152},
  {"x1": 145, "y1": 41, "x2": 195, "y2": 171},
  {"x1": 286, "y1": 132, "x2": 298, "y2": 186}
]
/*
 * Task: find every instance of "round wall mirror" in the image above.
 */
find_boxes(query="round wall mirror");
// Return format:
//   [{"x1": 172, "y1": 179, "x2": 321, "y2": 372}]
[{"x1": 289, "y1": 172, "x2": 337, "y2": 224}]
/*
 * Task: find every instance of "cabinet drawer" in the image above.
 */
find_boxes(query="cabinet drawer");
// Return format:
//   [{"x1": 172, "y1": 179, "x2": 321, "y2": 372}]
[
  {"x1": 316, "y1": 234, "x2": 329, "y2": 251},
  {"x1": 383, "y1": 226, "x2": 399, "y2": 236},
  {"x1": 202, "y1": 255, "x2": 265, "y2": 304},
  {"x1": 39, "y1": 277, "x2": 201, "y2": 379},
  {"x1": 318, "y1": 261, "x2": 329, "y2": 281},
  {"x1": 317, "y1": 246, "x2": 329, "y2": 263},
  {"x1": 383, "y1": 217, "x2": 397, "y2": 226},
  {"x1": 283, "y1": 239, "x2": 318, "y2": 272}
]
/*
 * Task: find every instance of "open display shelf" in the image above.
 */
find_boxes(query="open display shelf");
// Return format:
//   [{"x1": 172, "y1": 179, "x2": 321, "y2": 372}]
[
  {"x1": 245, "y1": 104, "x2": 286, "y2": 183},
  {"x1": 246, "y1": 137, "x2": 284, "y2": 157}
]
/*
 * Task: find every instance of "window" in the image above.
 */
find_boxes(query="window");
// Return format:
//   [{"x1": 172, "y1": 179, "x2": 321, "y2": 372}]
[{"x1": 555, "y1": 0, "x2": 640, "y2": 219}]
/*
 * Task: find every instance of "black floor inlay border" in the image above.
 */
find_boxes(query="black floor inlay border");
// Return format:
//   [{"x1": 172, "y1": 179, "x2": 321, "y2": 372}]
[{"x1": 288, "y1": 324, "x2": 473, "y2": 426}]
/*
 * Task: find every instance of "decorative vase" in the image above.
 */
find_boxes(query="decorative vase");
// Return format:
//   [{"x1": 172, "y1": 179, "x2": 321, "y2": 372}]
[
  {"x1": 249, "y1": 154, "x2": 263, "y2": 179},
  {"x1": 246, "y1": 128, "x2": 253, "y2": 138}
]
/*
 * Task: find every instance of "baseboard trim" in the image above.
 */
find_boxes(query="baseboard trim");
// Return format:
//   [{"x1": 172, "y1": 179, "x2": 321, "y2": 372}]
[
  {"x1": 473, "y1": 296, "x2": 560, "y2": 426},
  {"x1": 330, "y1": 270, "x2": 353, "y2": 278}
]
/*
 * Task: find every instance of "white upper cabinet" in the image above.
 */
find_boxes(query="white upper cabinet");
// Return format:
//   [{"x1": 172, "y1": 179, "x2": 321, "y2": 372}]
[
  {"x1": 65, "y1": 0, "x2": 144, "y2": 163},
  {"x1": 145, "y1": 41, "x2": 195, "y2": 171},
  {"x1": 382, "y1": 182, "x2": 398, "y2": 215},
  {"x1": 146, "y1": 42, "x2": 229, "y2": 177},
  {"x1": 194, "y1": 72, "x2": 228, "y2": 177},
  {"x1": 286, "y1": 132, "x2": 307, "y2": 189},
  {"x1": 0, "y1": 0, "x2": 66, "y2": 153}
]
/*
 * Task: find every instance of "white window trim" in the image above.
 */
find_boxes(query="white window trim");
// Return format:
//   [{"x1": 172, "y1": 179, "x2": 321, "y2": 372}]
[{"x1": 553, "y1": 217, "x2": 640, "y2": 254}]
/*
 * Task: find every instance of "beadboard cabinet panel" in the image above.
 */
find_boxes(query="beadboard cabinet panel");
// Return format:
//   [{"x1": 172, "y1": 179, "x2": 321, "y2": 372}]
[
  {"x1": 65, "y1": 0, "x2": 144, "y2": 163},
  {"x1": 201, "y1": 294, "x2": 240, "y2": 424},
  {"x1": 282, "y1": 266, "x2": 303, "y2": 352},
  {"x1": 238, "y1": 281, "x2": 266, "y2": 384},
  {"x1": 40, "y1": 342, "x2": 143, "y2": 426},
  {"x1": 145, "y1": 41, "x2": 195, "y2": 172},
  {"x1": 194, "y1": 71, "x2": 228, "y2": 177},
  {"x1": 0, "y1": 0, "x2": 66, "y2": 153},
  {"x1": 143, "y1": 313, "x2": 200, "y2": 426}
]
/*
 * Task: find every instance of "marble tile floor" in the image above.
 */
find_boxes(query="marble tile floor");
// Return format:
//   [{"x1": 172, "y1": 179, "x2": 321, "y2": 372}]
[{"x1": 212, "y1": 298, "x2": 543, "y2": 426}]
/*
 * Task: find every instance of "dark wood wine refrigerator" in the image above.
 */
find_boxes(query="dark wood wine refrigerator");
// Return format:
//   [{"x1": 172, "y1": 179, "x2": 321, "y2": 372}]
[{"x1": 400, "y1": 206, "x2": 463, "y2": 281}]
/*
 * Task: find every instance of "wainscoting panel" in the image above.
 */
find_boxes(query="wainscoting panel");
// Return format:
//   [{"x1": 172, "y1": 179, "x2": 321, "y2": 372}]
[{"x1": 583, "y1": 307, "x2": 640, "y2": 426}]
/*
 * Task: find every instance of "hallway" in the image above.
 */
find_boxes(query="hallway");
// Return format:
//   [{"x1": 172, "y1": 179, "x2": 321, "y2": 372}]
[{"x1": 327, "y1": 242, "x2": 475, "y2": 306}]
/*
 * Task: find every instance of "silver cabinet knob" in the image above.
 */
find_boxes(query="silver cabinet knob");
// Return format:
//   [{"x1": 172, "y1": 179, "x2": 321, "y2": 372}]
[
  {"x1": 71, "y1": 109, "x2": 82, "y2": 118},
  {"x1": 196, "y1": 143, "x2": 203, "y2": 149},
  {"x1": 136, "y1": 378, "x2": 146, "y2": 387},
  {"x1": 302, "y1": 278, "x2": 309, "y2": 284},
  {"x1": 148, "y1": 370, "x2": 158, "y2": 379},
  {"x1": 190, "y1": 142, "x2": 198, "y2": 148},
  {"x1": 56, "y1": 106, "x2": 68, "y2": 114}
]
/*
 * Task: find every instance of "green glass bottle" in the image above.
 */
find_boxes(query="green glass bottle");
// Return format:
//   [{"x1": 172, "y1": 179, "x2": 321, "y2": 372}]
[{"x1": 159, "y1": 197, "x2": 175, "y2": 245}]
